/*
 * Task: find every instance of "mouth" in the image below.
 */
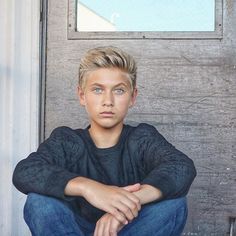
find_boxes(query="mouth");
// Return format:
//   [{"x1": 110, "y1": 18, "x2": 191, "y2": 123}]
[{"x1": 100, "y1": 111, "x2": 114, "y2": 117}]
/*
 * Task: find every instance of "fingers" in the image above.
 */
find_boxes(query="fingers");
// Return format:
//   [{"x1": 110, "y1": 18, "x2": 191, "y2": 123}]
[
  {"x1": 115, "y1": 197, "x2": 139, "y2": 220},
  {"x1": 113, "y1": 201, "x2": 136, "y2": 221},
  {"x1": 102, "y1": 219, "x2": 111, "y2": 236},
  {"x1": 108, "y1": 191, "x2": 141, "y2": 222},
  {"x1": 94, "y1": 220, "x2": 104, "y2": 236},
  {"x1": 125, "y1": 191, "x2": 141, "y2": 211},
  {"x1": 84, "y1": 181, "x2": 141, "y2": 224},
  {"x1": 94, "y1": 214, "x2": 122, "y2": 236},
  {"x1": 110, "y1": 208, "x2": 128, "y2": 225},
  {"x1": 123, "y1": 183, "x2": 141, "y2": 192},
  {"x1": 104, "y1": 219, "x2": 118, "y2": 236}
]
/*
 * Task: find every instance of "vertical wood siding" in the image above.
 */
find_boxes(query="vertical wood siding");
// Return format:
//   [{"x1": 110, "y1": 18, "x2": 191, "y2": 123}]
[{"x1": 0, "y1": 0, "x2": 40, "y2": 235}]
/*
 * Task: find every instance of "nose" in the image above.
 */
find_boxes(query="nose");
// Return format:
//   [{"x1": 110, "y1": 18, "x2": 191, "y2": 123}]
[{"x1": 102, "y1": 91, "x2": 114, "y2": 107}]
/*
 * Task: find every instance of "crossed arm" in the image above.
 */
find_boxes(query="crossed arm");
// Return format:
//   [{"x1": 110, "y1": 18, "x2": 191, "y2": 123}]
[{"x1": 65, "y1": 177, "x2": 162, "y2": 236}]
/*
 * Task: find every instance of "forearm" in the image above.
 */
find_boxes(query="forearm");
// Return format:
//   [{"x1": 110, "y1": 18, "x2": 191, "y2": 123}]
[
  {"x1": 65, "y1": 177, "x2": 141, "y2": 224},
  {"x1": 64, "y1": 176, "x2": 90, "y2": 197},
  {"x1": 132, "y1": 184, "x2": 163, "y2": 205}
]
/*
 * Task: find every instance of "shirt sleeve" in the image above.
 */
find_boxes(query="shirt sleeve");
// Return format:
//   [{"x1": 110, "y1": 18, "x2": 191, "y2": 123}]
[
  {"x1": 12, "y1": 127, "x2": 80, "y2": 200},
  {"x1": 139, "y1": 124, "x2": 197, "y2": 199}
]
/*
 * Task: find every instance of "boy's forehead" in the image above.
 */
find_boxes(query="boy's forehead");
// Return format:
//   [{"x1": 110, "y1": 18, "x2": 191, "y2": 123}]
[{"x1": 85, "y1": 68, "x2": 131, "y2": 87}]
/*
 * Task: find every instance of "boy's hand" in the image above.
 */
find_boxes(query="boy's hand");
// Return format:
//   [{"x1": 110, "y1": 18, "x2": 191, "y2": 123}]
[
  {"x1": 94, "y1": 213, "x2": 125, "y2": 236},
  {"x1": 94, "y1": 183, "x2": 141, "y2": 236},
  {"x1": 83, "y1": 180, "x2": 141, "y2": 224},
  {"x1": 65, "y1": 177, "x2": 141, "y2": 224}
]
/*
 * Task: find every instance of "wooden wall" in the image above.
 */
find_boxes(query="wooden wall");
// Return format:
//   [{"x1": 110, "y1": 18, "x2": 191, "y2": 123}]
[{"x1": 44, "y1": 0, "x2": 236, "y2": 235}]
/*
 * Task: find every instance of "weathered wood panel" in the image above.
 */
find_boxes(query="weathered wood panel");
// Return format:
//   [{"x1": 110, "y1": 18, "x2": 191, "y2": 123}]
[{"x1": 45, "y1": 0, "x2": 236, "y2": 235}]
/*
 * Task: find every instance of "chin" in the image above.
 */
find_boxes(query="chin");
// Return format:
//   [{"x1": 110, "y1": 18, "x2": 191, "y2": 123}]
[
  {"x1": 100, "y1": 123, "x2": 119, "y2": 129},
  {"x1": 98, "y1": 120, "x2": 123, "y2": 129}
]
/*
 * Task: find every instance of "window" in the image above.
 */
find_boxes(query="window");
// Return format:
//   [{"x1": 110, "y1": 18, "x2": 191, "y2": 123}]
[{"x1": 68, "y1": 0, "x2": 222, "y2": 39}]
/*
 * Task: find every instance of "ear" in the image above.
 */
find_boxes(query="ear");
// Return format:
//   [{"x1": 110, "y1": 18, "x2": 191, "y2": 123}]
[
  {"x1": 77, "y1": 86, "x2": 86, "y2": 106},
  {"x1": 129, "y1": 87, "x2": 138, "y2": 108}
]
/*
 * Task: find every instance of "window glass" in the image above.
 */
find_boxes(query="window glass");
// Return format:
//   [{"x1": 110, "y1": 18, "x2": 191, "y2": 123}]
[{"x1": 76, "y1": 0, "x2": 215, "y2": 32}]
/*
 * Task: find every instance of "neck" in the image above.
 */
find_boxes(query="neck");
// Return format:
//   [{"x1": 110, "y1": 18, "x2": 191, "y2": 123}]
[{"x1": 88, "y1": 123, "x2": 123, "y2": 148}]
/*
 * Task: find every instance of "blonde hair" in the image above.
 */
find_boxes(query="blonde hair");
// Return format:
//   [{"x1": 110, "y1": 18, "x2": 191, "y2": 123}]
[{"x1": 79, "y1": 46, "x2": 137, "y2": 92}]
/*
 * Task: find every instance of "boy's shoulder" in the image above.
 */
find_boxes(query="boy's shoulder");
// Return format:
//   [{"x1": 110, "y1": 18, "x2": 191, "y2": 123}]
[
  {"x1": 48, "y1": 126, "x2": 85, "y2": 142},
  {"x1": 125, "y1": 123, "x2": 167, "y2": 150},
  {"x1": 134, "y1": 123, "x2": 157, "y2": 132},
  {"x1": 127, "y1": 122, "x2": 160, "y2": 139},
  {"x1": 50, "y1": 126, "x2": 76, "y2": 135}
]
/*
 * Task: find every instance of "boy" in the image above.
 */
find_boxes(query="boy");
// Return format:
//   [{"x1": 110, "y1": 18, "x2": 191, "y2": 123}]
[{"x1": 13, "y1": 46, "x2": 196, "y2": 236}]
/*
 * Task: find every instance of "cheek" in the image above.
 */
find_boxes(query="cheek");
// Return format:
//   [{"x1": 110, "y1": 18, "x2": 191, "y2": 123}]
[
  {"x1": 85, "y1": 94, "x2": 97, "y2": 103},
  {"x1": 117, "y1": 97, "x2": 132, "y2": 110}
]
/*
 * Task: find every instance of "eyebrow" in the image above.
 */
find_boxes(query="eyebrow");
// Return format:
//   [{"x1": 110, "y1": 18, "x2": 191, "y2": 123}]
[{"x1": 90, "y1": 82, "x2": 129, "y2": 88}]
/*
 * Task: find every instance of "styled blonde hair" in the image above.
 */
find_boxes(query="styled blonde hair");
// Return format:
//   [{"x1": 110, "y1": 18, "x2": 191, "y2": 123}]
[{"x1": 79, "y1": 46, "x2": 137, "y2": 92}]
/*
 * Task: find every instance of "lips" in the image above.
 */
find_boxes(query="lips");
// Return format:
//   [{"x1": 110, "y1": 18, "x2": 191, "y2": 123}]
[{"x1": 100, "y1": 111, "x2": 114, "y2": 117}]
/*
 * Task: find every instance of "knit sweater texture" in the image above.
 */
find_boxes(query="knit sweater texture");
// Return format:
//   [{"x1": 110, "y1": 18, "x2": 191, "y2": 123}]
[{"x1": 13, "y1": 123, "x2": 196, "y2": 222}]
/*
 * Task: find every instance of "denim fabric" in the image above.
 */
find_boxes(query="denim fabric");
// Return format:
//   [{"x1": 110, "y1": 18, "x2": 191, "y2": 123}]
[{"x1": 24, "y1": 193, "x2": 187, "y2": 236}]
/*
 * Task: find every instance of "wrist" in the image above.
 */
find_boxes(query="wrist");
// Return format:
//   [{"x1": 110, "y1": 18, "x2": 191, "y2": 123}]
[{"x1": 133, "y1": 184, "x2": 162, "y2": 205}]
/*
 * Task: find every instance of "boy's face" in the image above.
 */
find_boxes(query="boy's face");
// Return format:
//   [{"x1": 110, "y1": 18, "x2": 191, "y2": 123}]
[{"x1": 78, "y1": 68, "x2": 137, "y2": 130}]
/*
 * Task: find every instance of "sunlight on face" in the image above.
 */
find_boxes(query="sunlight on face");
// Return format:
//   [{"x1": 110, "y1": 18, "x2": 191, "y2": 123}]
[{"x1": 78, "y1": 68, "x2": 137, "y2": 130}]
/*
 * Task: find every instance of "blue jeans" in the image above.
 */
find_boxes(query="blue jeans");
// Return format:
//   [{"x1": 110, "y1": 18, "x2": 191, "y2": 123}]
[{"x1": 24, "y1": 193, "x2": 187, "y2": 236}]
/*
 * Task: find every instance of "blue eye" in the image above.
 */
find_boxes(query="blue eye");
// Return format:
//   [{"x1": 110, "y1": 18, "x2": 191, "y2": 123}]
[
  {"x1": 114, "y1": 88, "x2": 125, "y2": 95},
  {"x1": 93, "y1": 88, "x2": 103, "y2": 94}
]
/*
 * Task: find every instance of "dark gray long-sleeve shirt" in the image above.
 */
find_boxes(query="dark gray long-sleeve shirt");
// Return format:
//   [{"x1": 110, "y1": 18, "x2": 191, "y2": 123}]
[{"x1": 13, "y1": 123, "x2": 196, "y2": 222}]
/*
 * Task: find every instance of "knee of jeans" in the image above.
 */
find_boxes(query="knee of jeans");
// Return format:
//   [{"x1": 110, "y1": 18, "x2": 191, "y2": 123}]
[
  {"x1": 24, "y1": 193, "x2": 67, "y2": 222},
  {"x1": 168, "y1": 197, "x2": 187, "y2": 210},
  {"x1": 141, "y1": 197, "x2": 187, "y2": 220},
  {"x1": 164, "y1": 197, "x2": 188, "y2": 224},
  {"x1": 161, "y1": 197, "x2": 187, "y2": 215}
]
